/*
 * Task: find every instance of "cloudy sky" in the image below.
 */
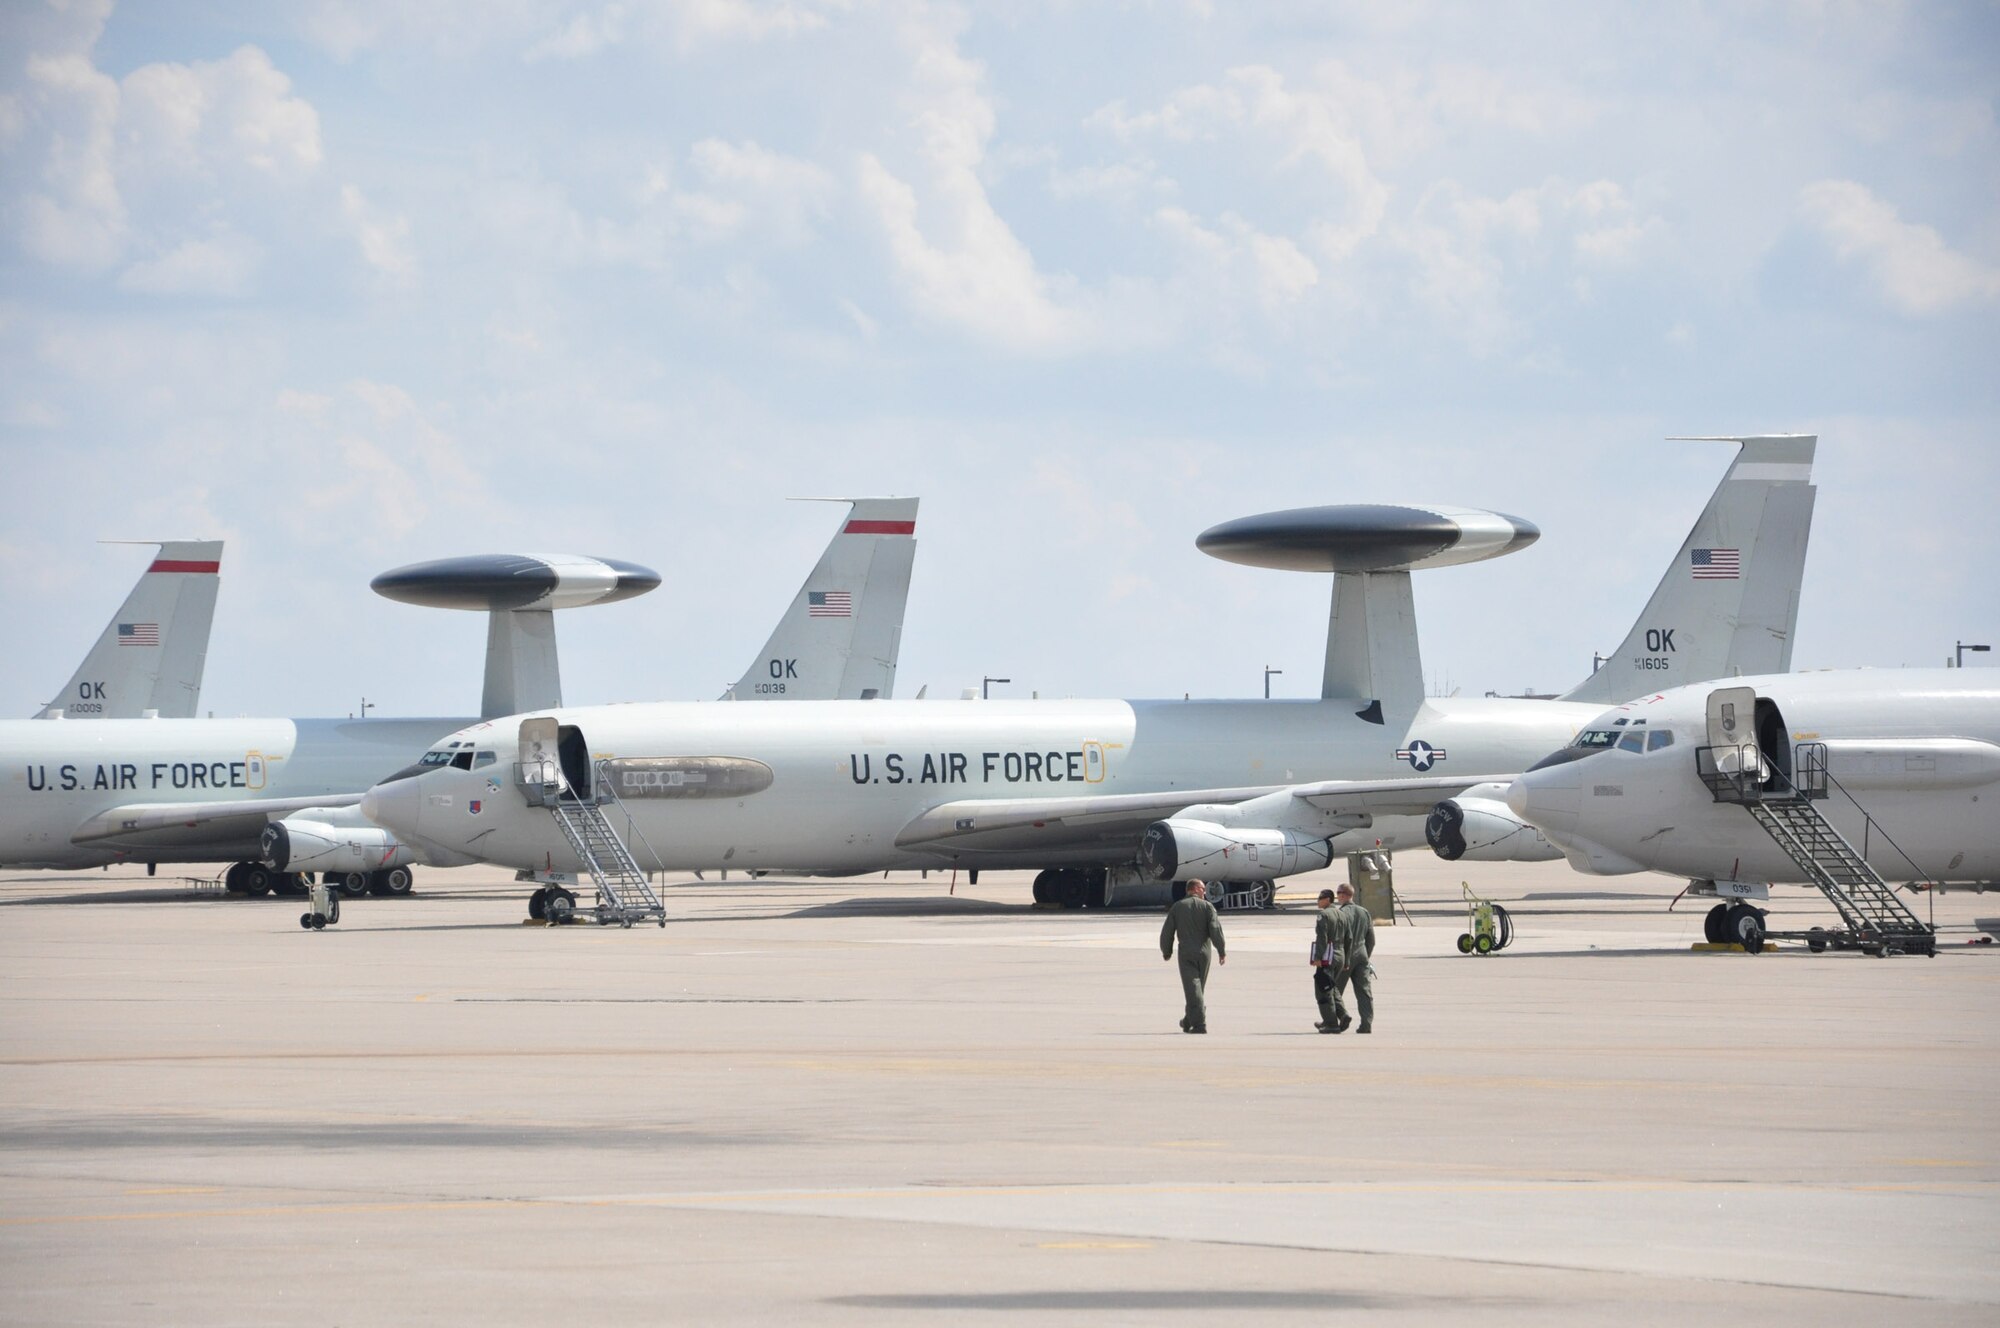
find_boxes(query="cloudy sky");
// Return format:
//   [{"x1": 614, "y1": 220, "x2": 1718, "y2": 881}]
[{"x1": 3, "y1": 0, "x2": 1995, "y2": 720}]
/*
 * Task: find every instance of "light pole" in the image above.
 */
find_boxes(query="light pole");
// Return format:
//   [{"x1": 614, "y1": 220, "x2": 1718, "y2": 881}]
[
  {"x1": 1263, "y1": 666, "x2": 1282, "y2": 699},
  {"x1": 1957, "y1": 641, "x2": 1992, "y2": 668},
  {"x1": 982, "y1": 676, "x2": 1010, "y2": 699}
]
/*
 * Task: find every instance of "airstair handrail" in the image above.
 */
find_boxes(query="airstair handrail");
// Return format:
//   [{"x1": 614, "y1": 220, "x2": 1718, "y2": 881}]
[
  {"x1": 1795, "y1": 748, "x2": 1937, "y2": 892},
  {"x1": 592, "y1": 758, "x2": 672, "y2": 877}
]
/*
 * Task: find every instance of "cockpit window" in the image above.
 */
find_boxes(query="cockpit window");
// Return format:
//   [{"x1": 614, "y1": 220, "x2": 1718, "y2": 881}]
[
  {"x1": 1574, "y1": 730, "x2": 1621, "y2": 749},
  {"x1": 418, "y1": 750, "x2": 455, "y2": 767},
  {"x1": 451, "y1": 750, "x2": 475, "y2": 770},
  {"x1": 1648, "y1": 730, "x2": 1675, "y2": 752},
  {"x1": 1617, "y1": 731, "x2": 1646, "y2": 753},
  {"x1": 473, "y1": 751, "x2": 497, "y2": 768}
]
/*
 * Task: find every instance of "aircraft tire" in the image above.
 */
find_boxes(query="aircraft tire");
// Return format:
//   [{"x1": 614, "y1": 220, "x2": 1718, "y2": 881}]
[
  {"x1": 242, "y1": 865, "x2": 274, "y2": 897},
  {"x1": 528, "y1": 888, "x2": 548, "y2": 921},
  {"x1": 1703, "y1": 904, "x2": 1730, "y2": 944},
  {"x1": 340, "y1": 872, "x2": 371, "y2": 897},
  {"x1": 380, "y1": 867, "x2": 414, "y2": 895},
  {"x1": 1056, "y1": 872, "x2": 1088, "y2": 910},
  {"x1": 1725, "y1": 904, "x2": 1766, "y2": 949},
  {"x1": 547, "y1": 891, "x2": 576, "y2": 925},
  {"x1": 1031, "y1": 871, "x2": 1056, "y2": 905}
]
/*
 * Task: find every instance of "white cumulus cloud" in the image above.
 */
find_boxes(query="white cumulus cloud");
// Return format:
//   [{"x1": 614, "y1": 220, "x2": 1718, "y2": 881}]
[{"x1": 1800, "y1": 178, "x2": 2000, "y2": 315}]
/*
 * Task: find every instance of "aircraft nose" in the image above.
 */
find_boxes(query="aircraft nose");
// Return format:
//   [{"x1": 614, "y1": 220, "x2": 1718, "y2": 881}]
[
  {"x1": 1509, "y1": 763, "x2": 1581, "y2": 833},
  {"x1": 361, "y1": 776, "x2": 422, "y2": 836}
]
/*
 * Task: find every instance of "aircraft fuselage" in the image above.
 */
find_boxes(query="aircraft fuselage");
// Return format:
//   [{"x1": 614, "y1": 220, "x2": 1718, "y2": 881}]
[
  {"x1": 365, "y1": 696, "x2": 1594, "y2": 876},
  {"x1": 0, "y1": 717, "x2": 464, "y2": 868}
]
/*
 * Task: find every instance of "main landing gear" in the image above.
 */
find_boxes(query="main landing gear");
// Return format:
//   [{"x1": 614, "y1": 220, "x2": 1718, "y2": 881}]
[
  {"x1": 1703, "y1": 901, "x2": 1768, "y2": 953},
  {"x1": 225, "y1": 862, "x2": 414, "y2": 898},
  {"x1": 1031, "y1": 867, "x2": 1109, "y2": 909}
]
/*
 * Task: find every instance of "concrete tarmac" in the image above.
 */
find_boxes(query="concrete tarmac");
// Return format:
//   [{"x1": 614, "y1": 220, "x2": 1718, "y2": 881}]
[{"x1": 2, "y1": 858, "x2": 1995, "y2": 1325}]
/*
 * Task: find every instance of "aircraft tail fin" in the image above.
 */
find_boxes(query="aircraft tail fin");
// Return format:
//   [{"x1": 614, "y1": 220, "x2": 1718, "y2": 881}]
[
  {"x1": 37, "y1": 540, "x2": 223, "y2": 719},
  {"x1": 1561, "y1": 436, "x2": 1816, "y2": 704},
  {"x1": 725, "y1": 498, "x2": 919, "y2": 701}
]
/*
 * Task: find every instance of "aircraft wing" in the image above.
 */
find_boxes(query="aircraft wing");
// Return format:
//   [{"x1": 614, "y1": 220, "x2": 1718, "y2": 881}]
[
  {"x1": 894, "y1": 774, "x2": 1496, "y2": 857},
  {"x1": 1287, "y1": 773, "x2": 1511, "y2": 813},
  {"x1": 69, "y1": 793, "x2": 364, "y2": 846}
]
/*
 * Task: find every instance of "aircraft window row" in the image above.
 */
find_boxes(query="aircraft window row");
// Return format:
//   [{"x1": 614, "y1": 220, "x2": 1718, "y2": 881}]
[{"x1": 1579, "y1": 726, "x2": 1675, "y2": 753}]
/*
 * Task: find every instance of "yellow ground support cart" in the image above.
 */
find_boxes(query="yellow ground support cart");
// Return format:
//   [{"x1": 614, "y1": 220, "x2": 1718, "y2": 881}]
[{"x1": 1455, "y1": 881, "x2": 1513, "y2": 955}]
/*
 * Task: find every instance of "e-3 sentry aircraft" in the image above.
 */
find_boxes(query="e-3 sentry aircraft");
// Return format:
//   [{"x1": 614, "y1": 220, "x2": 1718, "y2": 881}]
[
  {"x1": 31, "y1": 541, "x2": 223, "y2": 720},
  {"x1": 1497, "y1": 668, "x2": 2000, "y2": 949},
  {"x1": 362, "y1": 438, "x2": 1819, "y2": 916},
  {"x1": 0, "y1": 499, "x2": 920, "y2": 894}
]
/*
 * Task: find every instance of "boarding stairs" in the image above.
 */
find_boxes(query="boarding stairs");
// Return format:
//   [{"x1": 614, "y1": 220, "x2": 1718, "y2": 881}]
[
  {"x1": 519, "y1": 758, "x2": 665, "y2": 927},
  {"x1": 1695, "y1": 742, "x2": 1934, "y2": 956}
]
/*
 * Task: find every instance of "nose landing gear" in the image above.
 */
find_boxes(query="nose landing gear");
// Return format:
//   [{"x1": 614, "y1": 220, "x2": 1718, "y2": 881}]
[{"x1": 1702, "y1": 901, "x2": 1767, "y2": 953}]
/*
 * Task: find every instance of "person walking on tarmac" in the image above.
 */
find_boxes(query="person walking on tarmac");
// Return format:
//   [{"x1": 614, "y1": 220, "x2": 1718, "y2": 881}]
[
  {"x1": 1311, "y1": 888, "x2": 1344, "y2": 1032},
  {"x1": 1161, "y1": 880, "x2": 1226, "y2": 1034},
  {"x1": 1324, "y1": 882, "x2": 1376, "y2": 1034}
]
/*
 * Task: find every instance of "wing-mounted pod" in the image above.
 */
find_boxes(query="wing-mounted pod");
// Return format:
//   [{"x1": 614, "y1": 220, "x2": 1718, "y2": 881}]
[
  {"x1": 1425, "y1": 781, "x2": 1562, "y2": 862},
  {"x1": 370, "y1": 554, "x2": 661, "y2": 719},
  {"x1": 1197, "y1": 505, "x2": 1539, "y2": 721}
]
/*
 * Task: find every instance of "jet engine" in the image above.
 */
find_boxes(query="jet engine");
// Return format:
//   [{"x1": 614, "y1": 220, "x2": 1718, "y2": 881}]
[
  {"x1": 260, "y1": 819, "x2": 415, "y2": 874},
  {"x1": 1425, "y1": 793, "x2": 1561, "y2": 862},
  {"x1": 1137, "y1": 819, "x2": 1335, "y2": 883}
]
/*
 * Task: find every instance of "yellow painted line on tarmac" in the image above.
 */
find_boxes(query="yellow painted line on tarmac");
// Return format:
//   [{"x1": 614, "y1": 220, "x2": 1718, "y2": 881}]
[
  {"x1": 7, "y1": 1175, "x2": 1998, "y2": 1228},
  {"x1": 123, "y1": 1187, "x2": 222, "y2": 1196},
  {"x1": 560, "y1": 1177, "x2": 1998, "y2": 1209},
  {"x1": 0, "y1": 1199, "x2": 517, "y2": 1227}
]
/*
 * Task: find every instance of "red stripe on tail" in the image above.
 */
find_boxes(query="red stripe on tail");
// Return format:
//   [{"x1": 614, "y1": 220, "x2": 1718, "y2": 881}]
[{"x1": 842, "y1": 520, "x2": 916, "y2": 535}]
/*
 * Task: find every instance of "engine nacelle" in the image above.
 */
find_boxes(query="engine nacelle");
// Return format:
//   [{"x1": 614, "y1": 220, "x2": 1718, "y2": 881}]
[
  {"x1": 1425, "y1": 796, "x2": 1561, "y2": 862},
  {"x1": 1137, "y1": 819, "x2": 1334, "y2": 883},
  {"x1": 261, "y1": 819, "x2": 416, "y2": 874}
]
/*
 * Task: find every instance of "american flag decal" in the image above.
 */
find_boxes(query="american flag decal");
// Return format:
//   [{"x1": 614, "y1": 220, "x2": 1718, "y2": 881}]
[
  {"x1": 1690, "y1": 548, "x2": 1740, "y2": 580},
  {"x1": 807, "y1": 590, "x2": 852, "y2": 618},
  {"x1": 117, "y1": 622, "x2": 160, "y2": 646}
]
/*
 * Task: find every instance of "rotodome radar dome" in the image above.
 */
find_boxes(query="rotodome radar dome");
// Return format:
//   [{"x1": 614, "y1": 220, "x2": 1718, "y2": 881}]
[
  {"x1": 370, "y1": 554, "x2": 661, "y2": 612},
  {"x1": 1196, "y1": 504, "x2": 1539, "y2": 574}
]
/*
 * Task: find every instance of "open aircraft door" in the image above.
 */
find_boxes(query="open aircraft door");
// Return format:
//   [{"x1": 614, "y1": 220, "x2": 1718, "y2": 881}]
[
  {"x1": 519, "y1": 717, "x2": 563, "y2": 797},
  {"x1": 1705, "y1": 685, "x2": 1789, "y2": 784},
  {"x1": 1705, "y1": 686, "x2": 1756, "y2": 754}
]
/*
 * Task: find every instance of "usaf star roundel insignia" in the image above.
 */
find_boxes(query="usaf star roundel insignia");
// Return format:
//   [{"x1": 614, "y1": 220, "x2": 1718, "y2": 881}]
[{"x1": 1396, "y1": 739, "x2": 1447, "y2": 772}]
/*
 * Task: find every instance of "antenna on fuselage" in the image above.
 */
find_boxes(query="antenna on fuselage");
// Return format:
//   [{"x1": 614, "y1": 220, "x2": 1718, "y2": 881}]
[{"x1": 1195, "y1": 505, "x2": 1540, "y2": 722}]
